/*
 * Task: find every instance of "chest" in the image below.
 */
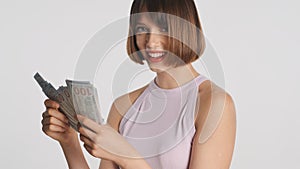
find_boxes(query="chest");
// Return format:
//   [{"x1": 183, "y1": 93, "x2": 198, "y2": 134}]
[{"x1": 119, "y1": 88, "x2": 198, "y2": 166}]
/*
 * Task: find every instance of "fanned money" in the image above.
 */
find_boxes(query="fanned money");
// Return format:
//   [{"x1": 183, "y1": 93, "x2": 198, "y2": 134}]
[{"x1": 34, "y1": 72, "x2": 104, "y2": 131}]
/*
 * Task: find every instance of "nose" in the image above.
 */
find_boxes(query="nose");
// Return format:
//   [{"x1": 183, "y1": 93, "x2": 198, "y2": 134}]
[{"x1": 146, "y1": 33, "x2": 162, "y2": 49}]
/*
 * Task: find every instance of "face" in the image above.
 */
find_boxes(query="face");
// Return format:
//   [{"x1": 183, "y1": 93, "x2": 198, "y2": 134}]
[{"x1": 134, "y1": 14, "x2": 171, "y2": 72}]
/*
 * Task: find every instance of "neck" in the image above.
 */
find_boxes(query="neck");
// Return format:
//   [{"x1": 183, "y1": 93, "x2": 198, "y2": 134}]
[{"x1": 155, "y1": 64, "x2": 200, "y2": 89}]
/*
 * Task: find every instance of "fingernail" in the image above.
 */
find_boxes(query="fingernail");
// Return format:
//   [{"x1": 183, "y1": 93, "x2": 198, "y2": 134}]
[
  {"x1": 77, "y1": 115, "x2": 84, "y2": 121},
  {"x1": 55, "y1": 103, "x2": 60, "y2": 109}
]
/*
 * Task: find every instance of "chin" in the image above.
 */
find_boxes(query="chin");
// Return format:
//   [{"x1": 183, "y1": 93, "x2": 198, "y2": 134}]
[{"x1": 147, "y1": 63, "x2": 171, "y2": 73}]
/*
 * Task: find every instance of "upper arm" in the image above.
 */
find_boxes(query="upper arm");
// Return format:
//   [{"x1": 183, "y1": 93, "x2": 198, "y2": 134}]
[{"x1": 189, "y1": 91, "x2": 237, "y2": 169}]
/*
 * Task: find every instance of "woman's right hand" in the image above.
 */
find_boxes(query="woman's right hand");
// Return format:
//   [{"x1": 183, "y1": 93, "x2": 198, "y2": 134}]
[{"x1": 41, "y1": 99, "x2": 77, "y2": 145}]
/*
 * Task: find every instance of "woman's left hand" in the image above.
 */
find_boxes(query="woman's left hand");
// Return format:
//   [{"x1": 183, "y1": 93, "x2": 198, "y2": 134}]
[{"x1": 77, "y1": 115, "x2": 140, "y2": 165}]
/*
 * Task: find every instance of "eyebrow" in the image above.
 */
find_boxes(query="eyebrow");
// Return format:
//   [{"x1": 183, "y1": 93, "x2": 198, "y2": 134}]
[{"x1": 135, "y1": 22, "x2": 147, "y2": 26}]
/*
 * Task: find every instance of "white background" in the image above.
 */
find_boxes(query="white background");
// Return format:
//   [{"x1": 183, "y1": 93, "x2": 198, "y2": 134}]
[{"x1": 0, "y1": 0, "x2": 299, "y2": 168}]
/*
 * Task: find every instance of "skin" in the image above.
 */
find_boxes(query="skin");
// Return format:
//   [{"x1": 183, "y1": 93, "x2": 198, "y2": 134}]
[{"x1": 41, "y1": 13, "x2": 236, "y2": 169}]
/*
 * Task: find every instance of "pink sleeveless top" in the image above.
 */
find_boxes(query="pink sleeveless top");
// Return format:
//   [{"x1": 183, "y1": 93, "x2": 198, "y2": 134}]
[{"x1": 119, "y1": 74, "x2": 209, "y2": 169}]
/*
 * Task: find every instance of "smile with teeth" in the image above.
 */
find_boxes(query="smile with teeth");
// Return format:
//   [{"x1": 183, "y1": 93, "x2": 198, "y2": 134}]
[
  {"x1": 147, "y1": 52, "x2": 166, "y2": 58},
  {"x1": 145, "y1": 50, "x2": 167, "y2": 63}
]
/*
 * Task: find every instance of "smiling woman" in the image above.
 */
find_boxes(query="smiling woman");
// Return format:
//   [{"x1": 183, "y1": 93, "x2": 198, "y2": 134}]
[
  {"x1": 127, "y1": 0, "x2": 205, "y2": 68},
  {"x1": 40, "y1": 0, "x2": 236, "y2": 169}
]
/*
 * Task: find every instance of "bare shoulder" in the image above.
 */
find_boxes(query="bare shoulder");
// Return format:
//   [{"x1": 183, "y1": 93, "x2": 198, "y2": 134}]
[
  {"x1": 195, "y1": 79, "x2": 236, "y2": 143},
  {"x1": 107, "y1": 85, "x2": 149, "y2": 131}
]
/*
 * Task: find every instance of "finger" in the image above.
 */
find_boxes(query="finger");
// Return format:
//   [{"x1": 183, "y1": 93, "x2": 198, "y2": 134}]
[
  {"x1": 46, "y1": 108, "x2": 68, "y2": 123},
  {"x1": 42, "y1": 111, "x2": 49, "y2": 119},
  {"x1": 83, "y1": 143, "x2": 97, "y2": 157},
  {"x1": 77, "y1": 115, "x2": 101, "y2": 133},
  {"x1": 42, "y1": 124, "x2": 66, "y2": 133},
  {"x1": 78, "y1": 126, "x2": 97, "y2": 140},
  {"x1": 44, "y1": 99, "x2": 60, "y2": 109},
  {"x1": 42, "y1": 116, "x2": 69, "y2": 129},
  {"x1": 80, "y1": 134, "x2": 98, "y2": 149}
]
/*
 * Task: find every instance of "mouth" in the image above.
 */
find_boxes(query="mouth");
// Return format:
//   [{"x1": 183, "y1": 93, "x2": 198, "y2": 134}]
[{"x1": 145, "y1": 50, "x2": 167, "y2": 63}]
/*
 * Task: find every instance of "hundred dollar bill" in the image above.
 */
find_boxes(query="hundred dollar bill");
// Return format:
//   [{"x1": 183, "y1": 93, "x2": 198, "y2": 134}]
[
  {"x1": 66, "y1": 80, "x2": 104, "y2": 125},
  {"x1": 56, "y1": 86, "x2": 79, "y2": 129},
  {"x1": 34, "y1": 73, "x2": 80, "y2": 131},
  {"x1": 34, "y1": 72, "x2": 104, "y2": 132}
]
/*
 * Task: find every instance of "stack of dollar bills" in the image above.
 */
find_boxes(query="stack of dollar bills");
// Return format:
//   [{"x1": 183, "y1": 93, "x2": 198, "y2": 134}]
[{"x1": 34, "y1": 72, "x2": 104, "y2": 131}]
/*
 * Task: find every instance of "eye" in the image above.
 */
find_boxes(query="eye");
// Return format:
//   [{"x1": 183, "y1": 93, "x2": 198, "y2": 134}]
[
  {"x1": 160, "y1": 27, "x2": 168, "y2": 33},
  {"x1": 135, "y1": 26, "x2": 148, "y2": 34}
]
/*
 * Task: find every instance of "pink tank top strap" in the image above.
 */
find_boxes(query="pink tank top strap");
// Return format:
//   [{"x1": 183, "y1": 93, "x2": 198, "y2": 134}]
[{"x1": 195, "y1": 74, "x2": 209, "y2": 87}]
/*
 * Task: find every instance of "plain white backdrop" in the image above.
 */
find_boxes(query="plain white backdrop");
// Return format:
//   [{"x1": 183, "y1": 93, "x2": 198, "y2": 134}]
[{"x1": 0, "y1": 0, "x2": 299, "y2": 168}]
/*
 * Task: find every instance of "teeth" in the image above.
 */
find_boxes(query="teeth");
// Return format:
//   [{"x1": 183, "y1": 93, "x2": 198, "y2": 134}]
[{"x1": 148, "y1": 52, "x2": 165, "y2": 58}]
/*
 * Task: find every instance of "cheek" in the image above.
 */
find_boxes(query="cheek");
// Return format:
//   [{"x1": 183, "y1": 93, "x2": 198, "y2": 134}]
[
  {"x1": 162, "y1": 36, "x2": 168, "y2": 46},
  {"x1": 136, "y1": 40, "x2": 144, "y2": 49},
  {"x1": 135, "y1": 36, "x2": 146, "y2": 50}
]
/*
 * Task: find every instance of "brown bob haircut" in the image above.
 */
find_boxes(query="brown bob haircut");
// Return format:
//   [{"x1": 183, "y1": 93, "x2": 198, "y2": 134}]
[{"x1": 126, "y1": 0, "x2": 206, "y2": 67}]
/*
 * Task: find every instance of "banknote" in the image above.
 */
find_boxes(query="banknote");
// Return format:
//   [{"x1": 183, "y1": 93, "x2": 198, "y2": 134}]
[
  {"x1": 66, "y1": 80, "x2": 104, "y2": 125},
  {"x1": 34, "y1": 72, "x2": 104, "y2": 131}
]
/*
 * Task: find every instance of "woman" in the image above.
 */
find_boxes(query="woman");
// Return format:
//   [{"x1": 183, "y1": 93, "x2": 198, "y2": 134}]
[{"x1": 41, "y1": 0, "x2": 236, "y2": 168}]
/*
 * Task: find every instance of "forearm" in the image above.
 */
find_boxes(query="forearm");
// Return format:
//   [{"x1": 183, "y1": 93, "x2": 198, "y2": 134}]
[
  {"x1": 60, "y1": 139, "x2": 89, "y2": 169},
  {"x1": 117, "y1": 157, "x2": 152, "y2": 169}
]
